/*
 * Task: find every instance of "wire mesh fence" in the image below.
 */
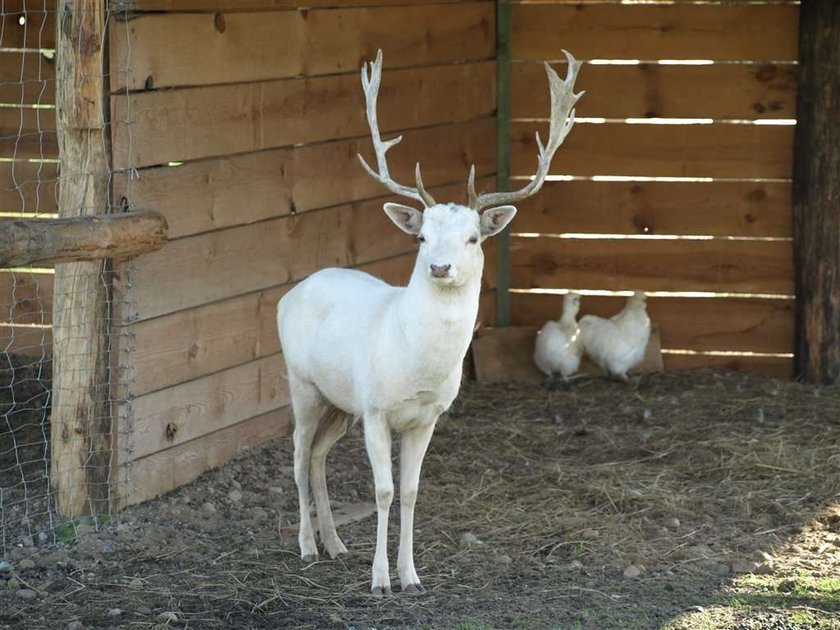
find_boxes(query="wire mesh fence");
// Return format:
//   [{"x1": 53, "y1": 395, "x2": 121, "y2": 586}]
[{"x1": 1, "y1": 0, "x2": 133, "y2": 556}]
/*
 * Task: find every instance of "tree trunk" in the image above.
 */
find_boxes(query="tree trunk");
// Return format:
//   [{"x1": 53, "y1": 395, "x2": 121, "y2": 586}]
[
  {"x1": 51, "y1": 0, "x2": 114, "y2": 517},
  {"x1": 792, "y1": 1, "x2": 840, "y2": 384},
  {"x1": 0, "y1": 211, "x2": 167, "y2": 267}
]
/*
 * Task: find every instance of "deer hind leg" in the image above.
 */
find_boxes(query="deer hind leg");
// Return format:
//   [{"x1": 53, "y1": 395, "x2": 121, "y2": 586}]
[
  {"x1": 310, "y1": 407, "x2": 350, "y2": 558},
  {"x1": 289, "y1": 373, "x2": 328, "y2": 562}
]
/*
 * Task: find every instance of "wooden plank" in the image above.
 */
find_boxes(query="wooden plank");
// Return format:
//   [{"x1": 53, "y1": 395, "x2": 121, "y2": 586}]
[
  {"x1": 512, "y1": 122, "x2": 794, "y2": 179},
  {"x1": 112, "y1": 62, "x2": 495, "y2": 169},
  {"x1": 0, "y1": 269, "x2": 53, "y2": 325},
  {"x1": 510, "y1": 293, "x2": 794, "y2": 354},
  {"x1": 0, "y1": 160, "x2": 58, "y2": 214},
  {"x1": 0, "y1": 3, "x2": 55, "y2": 50},
  {"x1": 119, "y1": 0, "x2": 475, "y2": 10},
  {"x1": 0, "y1": 51, "x2": 55, "y2": 104},
  {"x1": 663, "y1": 353, "x2": 793, "y2": 379},
  {"x1": 513, "y1": 180, "x2": 793, "y2": 239},
  {"x1": 109, "y1": 3, "x2": 494, "y2": 91},
  {"x1": 112, "y1": 120, "x2": 494, "y2": 236},
  {"x1": 510, "y1": 237, "x2": 794, "y2": 295},
  {"x1": 128, "y1": 353, "x2": 290, "y2": 461},
  {"x1": 118, "y1": 406, "x2": 292, "y2": 508},
  {"x1": 0, "y1": 323, "x2": 51, "y2": 357},
  {"x1": 512, "y1": 62, "x2": 798, "y2": 120},
  {"x1": 0, "y1": 105, "x2": 55, "y2": 134},
  {"x1": 0, "y1": 131, "x2": 57, "y2": 159},
  {"x1": 511, "y1": 4, "x2": 799, "y2": 62}
]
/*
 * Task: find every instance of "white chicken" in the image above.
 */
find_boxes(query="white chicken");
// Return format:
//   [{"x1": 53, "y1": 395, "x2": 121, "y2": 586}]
[
  {"x1": 580, "y1": 291, "x2": 651, "y2": 381},
  {"x1": 533, "y1": 292, "x2": 583, "y2": 379}
]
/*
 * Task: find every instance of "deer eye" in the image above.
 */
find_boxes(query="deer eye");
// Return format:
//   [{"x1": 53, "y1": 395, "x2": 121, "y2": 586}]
[{"x1": 467, "y1": 235, "x2": 479, "y2": 244}]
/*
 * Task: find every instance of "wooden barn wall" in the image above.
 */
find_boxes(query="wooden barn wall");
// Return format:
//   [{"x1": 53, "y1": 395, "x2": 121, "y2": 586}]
[
  {"x1": 507, "y1": 0, "x2": 798, "y2": 378},
  {"x1": 0, "y1": 1, "x2": 57, "y2": 357},
  {"x1": 108, "y1": 1, "x2": 497, "y2": 506}
]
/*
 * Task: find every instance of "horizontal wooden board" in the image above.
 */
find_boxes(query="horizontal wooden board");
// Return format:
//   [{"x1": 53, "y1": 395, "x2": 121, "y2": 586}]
[
  {"x1": 512, "y1": 122, "x2": 794, "y2": 179},
  {"x1": 0, "y1": 51, "x2": 55, "y2": 105},
  {"x1": 512, "y1": 180, "x2": 793, "y2": 238},
  {"x1": 112, "y1": 62, "x2": 495, "y2": 169},
  {"x1": 0, "y1": 105, "x2": 55, "y2": 133},
  {"x1": 0, "y1": 159, "x2": 58, "y2": 214},
  {"x1": 510, "y1": 293, "x2": 793, "y2": 354},
  {"x1": 0, "y1": 4, "x2": 55, "y2": 50},
  {"x1": 511, "y1": 4, "x2": 799, "y2": 62},
  {"x1": 128, "y1": 353, "x2": 290, "y2": 461},
  {"x1": 110, "y1": 3, "x2": 494, "y2": 91},
  {"x1": 118, "y1": 406, "x2": 292, "y2": 508},
  {"x1": 113, "y1": 117, "x2": 495, "y2": 237},
  {"x1": 0, "y1": 132, "x2": 57, "y2": 159},
  {"x1": 512, "y1": 62, "x2": 797, "y2": 120},
  {"x1": 120, "y1": 0, "x2": 477, "y2": 9},
  {"x1": 0, "y1": 269, "x2": 53, "y2": 325},
  {"x1": 663, "y1": 353, "x2": 793, "y2": 379},
  {"x1": 0, "y1": 323, "x2": 51, "y2": 357},
  {"x1": 510, "y1": 237, "x2": 794, "y2": 295}
]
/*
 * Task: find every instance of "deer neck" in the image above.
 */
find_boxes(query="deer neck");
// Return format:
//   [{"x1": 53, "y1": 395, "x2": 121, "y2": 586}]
[{"x1": 395, "y1": 264, "x2": 481, "y2": 380}]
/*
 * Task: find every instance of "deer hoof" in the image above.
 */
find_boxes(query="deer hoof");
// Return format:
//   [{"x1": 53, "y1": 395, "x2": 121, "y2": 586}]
[
  {"x1": 301, "y1": 554, "x2": 318, "y2": 564},
  {"x1": 370, "y1": 585, "x2": 392, "y2": 597},
  {"x1": 402, "y1": 583, "x2": 425, "y2": 594}
]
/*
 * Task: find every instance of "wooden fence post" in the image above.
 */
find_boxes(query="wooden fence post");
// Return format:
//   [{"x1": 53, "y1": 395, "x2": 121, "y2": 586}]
[
  {"x1": 792, "y1": 2, "x2": 840, "y2": 384},
  {"x1": 51, "y1": 0, "x2": 113, "y2": 517}
]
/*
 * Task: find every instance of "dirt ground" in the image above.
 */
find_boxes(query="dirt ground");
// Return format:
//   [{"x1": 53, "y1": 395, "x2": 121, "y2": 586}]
[{"x1": 1, "y1": 368, "x2": 839, "y2": 629}]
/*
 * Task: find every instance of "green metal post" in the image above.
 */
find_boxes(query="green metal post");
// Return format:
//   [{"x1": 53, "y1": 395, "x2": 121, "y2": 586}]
[{"x1": 495, "y1": 0, "x2": 512, "y2": 327}]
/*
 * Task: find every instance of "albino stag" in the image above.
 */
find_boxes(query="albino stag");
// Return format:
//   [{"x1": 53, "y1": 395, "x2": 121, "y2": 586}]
[{"x1": 277, "y1": 49, "x2": 583, "y2": 595}]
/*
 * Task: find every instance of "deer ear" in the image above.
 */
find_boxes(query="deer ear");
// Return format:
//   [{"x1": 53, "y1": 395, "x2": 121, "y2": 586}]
[
  {"x1": 480, "y1": 205, "x2": 517, "y2": 239},
  {"x1": 384, "y1": 203, "x2": 423, "y2": 235}
]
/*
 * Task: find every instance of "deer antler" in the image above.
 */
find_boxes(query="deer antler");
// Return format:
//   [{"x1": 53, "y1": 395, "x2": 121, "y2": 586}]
[
  {"x1": 469, "y1": 50, "x2": 584, "y2": 211},
  {"x1": 357, "y1": 50, "x2": 436, "y2": 208}
]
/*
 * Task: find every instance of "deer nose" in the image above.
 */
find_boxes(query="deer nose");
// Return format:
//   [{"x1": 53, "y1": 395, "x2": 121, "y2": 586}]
[{"x1": 430, "y1": 264, "x2": 451, "y2": 278}]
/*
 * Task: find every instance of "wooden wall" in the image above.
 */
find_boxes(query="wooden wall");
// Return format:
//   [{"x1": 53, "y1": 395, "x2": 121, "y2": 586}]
[
  {"x1": 0, "y1": 1, "x2": 57, "y2": 357},
  {"x1": 507, "y1": 0, "x2": 798, "y2": 378},
  {"x1": 108, "y1": 1, "x2": 497, "y2": 506}
]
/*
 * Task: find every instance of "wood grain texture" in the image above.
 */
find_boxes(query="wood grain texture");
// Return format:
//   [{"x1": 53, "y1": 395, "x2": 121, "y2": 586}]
[
  {"x1": 0, "y1": 105, "x2": 55, "y2": 135},
  {"x1": 0, "y1": 132, "x2": 57, "y2": 159},
  {"x1": 510, "y1": 293, "x2": 794, "y2": 354},
  {"x1": 117, "y1": 406, "x2": 292, "y2": 508},
  {"x1": 0, "y1": 3, "x2": 55, "y2": 50},
  {"x1": 0, "y1": 160, "x2": 58, "y2": 214},
  {"x1": 112, "y1": 62, "x2": 495, "y2": 169},
  {"x1": 511, "y1": 3, "x2": 799, "y2": 62},
  {"x1": 0, "y1": 323, "x2": 51, "y2": 357},
  {"x1": 118, "y1": 0, "x2": 478, "y2": 9},
  {"x1": 663, "y1": 353, "x2": 793, "y2": 379},
  {"x1": 127, "y1": 353, "x2": 290, "y2": 461},
  {"x1": 0, "y1": 51, "x2": 55, "y2": 104},
  {"x1": 512, "y1": 121, "x2": 794, "y2": 179},
  {"x1": 512, "y1": 62, "x2": 798, "y2": 120},
  {"x1": 510, "y1": 237, "x2": 794, "y2": 295},
  {"x1": 0, "y1": 270, "x2": 53, "y2": 325},
  {"x1": 512, "y1": 180, "x2": 793, "y2": 238},
  {"x1": 109, "y1": 3, "x2": 494, "y2": 91},
  {"x1": 112, "y1": 120, "x2": 495, "y2": 238}
]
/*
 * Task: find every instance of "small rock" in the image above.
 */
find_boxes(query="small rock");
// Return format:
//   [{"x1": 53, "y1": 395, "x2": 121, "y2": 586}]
[
  {"x1": 67, "y1": 621, "x2": 84, "y2": 630},
  {"x1": 6, "y1": 577, "x2": 20, "y2": 591},
  {"x1": 228, "y1": 489, "x2": 243, "y2": 503},
  {"x1": 157, "y1": 611, "x2": 180, "y2": 623},
  {"x1": 107, "y1": 608, "x2": 123, "y2": 618},
  {"x1": 755, "y1": 562, "x2": 774, "y2": 575},
  {"x1": 101, "y1": 540, "x2": 117, "y2": 554},
  {"x1": 684, "y1": 605, "x2": 706, "y2": 613},
  {"x1": 129, "y1": 578, "x2": 144, "y2": 589},
  {"x1": 642, "y1": 408, "x2": 653, "y2": 420},
  {"x1": 21, "y1": 535, "x2": 34, "y2": 548},
  {"x1": 268, "y1": 486, "x2": 284, "y2": 495},
  {"x1": 459, "y1": 532, "x2": 482, "y2": 547},
  {"x1": 493, "y1": 554, "x2": 512, "y2": 565},
  {"x1": 731, "y1": 559, "x2": 761, "y2": 575},
  {"x1": 711, "y1": 562, "x2": 730, "y2": 577},
  {"x1": 0, "y1": 560, "x2": 13, "y2": 575},
  {"x1": 249, "y1": 507, "x2": 268, "y2": 522},
  {"x1": 181, "y1": 495, "x2": 192, "y2": 505},
  {"x1": 231, "y1": 479, "x2": 242, "y2": 490},
  {"x1": 10, "y1": 546, "x2": 34, "y2": 561},
  {"x1": 665, "y1": 517, "x2": 681, "y2": 529},
  {"x1": 18, "y1": 558, "x2": 36, "y2": 571},
  {"x1": 623, "y1": 564, "x2": 643, "y2": 579},
  {"x1": 201, "y1": 502, "x2": 217, "y2": 514},
  {"x1": 568, "y1": 559, "x2": 584, "y2": 570},
  {"x1": 16, "y1": 588, "x2": 37, "y2": 600},
  {"x1": 37, "y1": 532, "x2": 49, "y2": 545},
  {"x1": 136, "y1": 606, "x2": 152, "y2": 615},
  {"x1": 756, "y1": 408, "x2": 765, "y2": 423}
]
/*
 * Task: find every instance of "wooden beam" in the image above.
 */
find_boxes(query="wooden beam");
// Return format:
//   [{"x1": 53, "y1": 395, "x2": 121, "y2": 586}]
[
  {"x1": 792, "y1": 2, "x2": 840, "y2": 384},
  {"x1": 0, "y1": 210, "x2": 167, "y2": 267},
  {"x1": 51, "y1": 0, "x2": 113, "y2": 518}
]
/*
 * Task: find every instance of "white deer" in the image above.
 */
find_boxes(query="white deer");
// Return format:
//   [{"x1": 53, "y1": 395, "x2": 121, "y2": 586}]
[{"x1": 277, "y1": 49, "x2": 582, "y2": 595}]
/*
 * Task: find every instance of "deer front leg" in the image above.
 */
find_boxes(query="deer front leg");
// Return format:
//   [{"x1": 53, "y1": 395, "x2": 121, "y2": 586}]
[
  {"x1": 364, "y1": 415, "x2": 393, "y2": 596},
  {"x1": 397, "y1": 421, "x2": 436, "y2": 593}
]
